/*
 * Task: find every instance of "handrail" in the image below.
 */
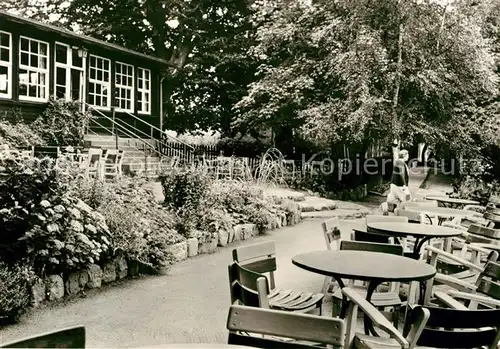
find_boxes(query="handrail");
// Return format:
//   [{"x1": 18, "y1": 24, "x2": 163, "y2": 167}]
[
  {"x1": 86, "y1": 104, "x2": 190, "y2": 161},
  {"x1": 111, "y1": 117, "x2": 187, "y2": 159},
  {"x1": 86, "y1": 104, "x2": 163, "y2": 158},
  {"x1": 123, "y1": 110, "x2": 195, "y2": 151}
]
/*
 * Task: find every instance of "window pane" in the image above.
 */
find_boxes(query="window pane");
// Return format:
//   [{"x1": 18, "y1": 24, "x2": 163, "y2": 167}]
[
  {"x1": 72, "y1": 51, "x2": 83, "y2": 67},
  {"x1": 104, "y1": 72, "x2": 109, "y2": 81},
  {"x1": 0, "y1": 48, "x2": 9, "y2": 62},
  {"x1": 0, "y1": 66, "x2": 8, "y2": 94},
  {"x1": 20, "y1": 38, "x2": 28, "y2": 51},
  {"x1": 0, "y1": 33, "x2": 9, "y2": 47},
  {"x1": 56, "y1": 67, "x2": 66, "y2": 85},
  {"x1": 90, "y1": 56, "x2": 96, "y2": 67},
  {"x1": 21, "y1": 52, "x2": 29, "y2": 66},
  {"x1": 103, "y1": 96, "x2": 108, "y2": 106},
  {"x1": 30, "y1": 40, "x2": 38, "y2": 54},
  {"x1": 31, "y1": 55, "x2": 38, "y2": 68},
  {"x1": 40, "y1": 43, "x2": 47, "y2": 56},
  {"x1": 39, "y1": 57, "x2": 47, "y2": 69},
  {"x1": 56, "y1": 44, "x2": 67, "y2": 64}
]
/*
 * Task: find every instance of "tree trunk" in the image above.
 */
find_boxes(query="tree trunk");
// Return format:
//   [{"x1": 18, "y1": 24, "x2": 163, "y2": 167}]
[{"x1": 392, "y1": 21, "x2": 404, "y2": 139}]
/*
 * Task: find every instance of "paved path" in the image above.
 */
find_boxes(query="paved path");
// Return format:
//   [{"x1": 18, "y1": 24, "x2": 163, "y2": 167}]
[{"x1": 0, "y1": 219, "x2": 358, "y2": 348}]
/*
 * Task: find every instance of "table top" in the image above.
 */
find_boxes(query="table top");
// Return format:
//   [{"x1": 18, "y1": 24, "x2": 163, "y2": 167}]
[
  {"x1": 367, "y1": 222, "x2": 461, "y2": 239},
  {"x1": 405, "y1": 206, "x2": 477, "y2": 218},
  {"x1": 292, "y1": 250, "x2": 436, "y2": 282},
  {"x1": 425, "y1": 196, "x2": 480, "y2": 205}
]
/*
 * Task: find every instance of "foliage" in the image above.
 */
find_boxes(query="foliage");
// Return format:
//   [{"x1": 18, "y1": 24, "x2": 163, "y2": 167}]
[
  {"x1": 73, "y1": 177, "x2": 182, "y2": 270},
  {"x1": 0, "y1": 149, "x2": 63, "y2": 264},
  {"x1": 160, "y1": 169, "x2": 210, "y2": 234},
  {"x1": 453, "y1": 157, "x2": 500, "y2": 205},
  {"x1": 31, "y1": 98, "x2": 90, "y2": 147},
  {"x1": 0, "y1": 262, "x2": 35, "y2": 323},
  {"x1": 234, "y1": 0, "x2": 499, "y2": 155},
  {"x1": 0, "y1": 120, "x2": 45, "y2": 148},
  {"x1": 20, "y1": 196, "x2": 113, "y2": 275}
]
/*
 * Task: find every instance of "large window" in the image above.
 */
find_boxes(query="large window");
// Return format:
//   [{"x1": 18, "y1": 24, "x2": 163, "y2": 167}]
[
  {"x1": 0, "y1": 31, "x2": 11, "y2": 98},
  {"x1": 115, "y1": 62, "x2": 134, "y2": 112},
  {"x1": 137, "y1": 68, "x2": 151, "y2": 114},
  {"x1": 89, "y1": 54, "x2": 110, "y2": 109},
  {"x1": 19, "y1": 36, "x2": 49, "y2": 101}
]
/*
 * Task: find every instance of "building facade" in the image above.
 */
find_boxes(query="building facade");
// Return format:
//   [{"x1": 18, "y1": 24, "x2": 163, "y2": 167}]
[{"x1": 0, "y1": 11, "x2": 168, "y2": 134}]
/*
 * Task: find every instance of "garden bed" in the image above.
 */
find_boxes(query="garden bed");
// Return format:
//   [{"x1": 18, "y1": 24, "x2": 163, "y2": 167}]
[{"x1": 0, "y1": 149, "x2": 302, "y2": 323}]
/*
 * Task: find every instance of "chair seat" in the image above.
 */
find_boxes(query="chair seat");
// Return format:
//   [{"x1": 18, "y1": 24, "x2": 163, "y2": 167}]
[
  {"x1": 268, "y1": 288, "x2": 324, "y2": 313},
  {"x1": 332, "y1": 287, "x2": 402, "y2": 307}
]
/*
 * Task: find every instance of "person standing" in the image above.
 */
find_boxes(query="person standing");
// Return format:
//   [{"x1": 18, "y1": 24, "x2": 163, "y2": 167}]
[{"x1": 381, "y1": 149, "x2": 411, "y2": 214}]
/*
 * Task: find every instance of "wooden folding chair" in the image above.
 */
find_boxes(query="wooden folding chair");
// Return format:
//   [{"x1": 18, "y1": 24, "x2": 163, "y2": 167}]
[
  {"x1": 1, "y1": 326, "x2": 85, "y2": 348},
  {"x1": 232, "y1": 242, "x2": 324, "y2": 314}
]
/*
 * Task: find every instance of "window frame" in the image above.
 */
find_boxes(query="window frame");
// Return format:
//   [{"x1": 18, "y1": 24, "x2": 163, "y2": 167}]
[
  {"x1": 0, "y1": 31, "x2": 12, "y2": 99},
  {"x1": 54, "y1": 42, "x2": 71, "y2": 100},
  {"x1": 114, "y1": 61, "x2": 134, "y2": 113},
  {"x1": 88, "y1": 54, "x2": 111, "y2": 110},
  {"x1": 137, "y1": 67, "x2": 151, "y2": 115},
  {"x1": 19, "y1": 35, "x2": 50, "y2": 102}
]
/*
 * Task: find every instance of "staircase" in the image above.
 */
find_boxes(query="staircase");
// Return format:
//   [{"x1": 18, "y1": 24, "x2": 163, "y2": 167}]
[{"x1": 84, "y1": 104, "x2": 195, "y2": 179}]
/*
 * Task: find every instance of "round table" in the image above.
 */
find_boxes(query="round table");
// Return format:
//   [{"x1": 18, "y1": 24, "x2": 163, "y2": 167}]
[
  {"x1": 367, "y1": 222, "x2": 461, "y2": 259},
  {"x1": 425, "y1": 196, "x2": 479, "y2": 208},
  {"x1": 406, "y1": 206, "x2": 477, "y2": 225},
  {"x1": 292, "y1": 250, "x2": 436, "y2": 335}
]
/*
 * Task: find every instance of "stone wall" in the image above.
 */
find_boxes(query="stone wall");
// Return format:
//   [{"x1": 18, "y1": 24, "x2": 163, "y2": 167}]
[{"x1": 30, "y1": 209, "x2": 302, "y2": 308}]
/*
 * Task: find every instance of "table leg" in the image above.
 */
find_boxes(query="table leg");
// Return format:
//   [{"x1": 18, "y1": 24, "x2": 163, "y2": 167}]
[
  {"x1": 335, "y1": 278, "x2": 348, "y2": 318},
  {"x1": 364, "y1": 280, "x2": 383, "y2": 336}
]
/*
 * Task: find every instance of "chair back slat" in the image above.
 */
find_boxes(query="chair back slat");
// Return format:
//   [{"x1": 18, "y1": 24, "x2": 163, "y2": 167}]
[
  {"x1": 232, "y1": 241, "x2": 275, "y2": 264},
  {"x1": 226, "y1": 305, "x2": 345, "y2": 347},
  {"x1": 394, "y1": 208, "x2": 431, "y2": 224},
  {"x1": 1, "y1": 326, "x2": 85, "y2": 348},
  {"x1": 353, "y1": 230, "x2": 390, "y2": 244},
  {"x1": 232, "y1": 241, "x2": 277, "y2": 288},
  {"x1": 477, "y1": 279, "x2": 500, "y2": 300},
  {"x1": 410, "y1": 306, "x2": 500, "y2": 348},
  {"x1": 417, "y1": 327, "x2": 499, "y2": 349},
  {"x1": 480, "y1": 261, "x2": 500, "y2": 280},
  {"x1": 468, "y1": 224, "x2": 500, "y2": 242},
  {"x1": 228, "y1": 263, "x2": 267, "y2": 308},
  {"x1": 340, "y1": 240, "x2": 403, "y2": 256},
  {"x1": 321, "y1": 217, "x2": 341, "y2": 250}
]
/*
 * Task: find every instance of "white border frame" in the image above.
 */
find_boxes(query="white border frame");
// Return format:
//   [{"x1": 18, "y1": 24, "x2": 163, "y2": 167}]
[{"x1": 19, "y1": 35, "x2": 50, "y2": 102}]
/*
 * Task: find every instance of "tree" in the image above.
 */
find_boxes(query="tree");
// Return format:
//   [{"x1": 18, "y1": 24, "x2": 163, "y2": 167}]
[
  {"x1": 1, "y1": 0, "x2": 257, "y2": 135},
  {"x1": 234, "y1": 0, "x2": 499, "y2": 156}
]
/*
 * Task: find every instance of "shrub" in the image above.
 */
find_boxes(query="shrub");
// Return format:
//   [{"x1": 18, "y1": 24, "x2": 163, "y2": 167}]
[
  {"x1": 0, "y1": 120, "x2": 45, "y2": 147},
  {"x1": 0, "y1": 262, "x2": 35, "y2": 323},
  {"x1": 75, "y1": 177, "x2": 183, "y2": 270},
  {"x1": 31, "y1": 98, "x2": 90, "y2": 146},
  {"x1": 20, "y1": 196, "x2": 113, "y2": 275},
  {"x1": 160, "y1": 169, "x2": 210, "y2": 235},
  {"x1": 453, "y1": 158, "x2": 500, "y2": 205},
  {"x1": 0, "y1": 149, "x2": 63, "y2": 264}
]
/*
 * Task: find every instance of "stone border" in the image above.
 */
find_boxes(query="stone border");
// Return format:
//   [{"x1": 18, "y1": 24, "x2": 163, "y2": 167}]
[{"x1": 30, "y1": 210, "x2": 302, "y2": 308}]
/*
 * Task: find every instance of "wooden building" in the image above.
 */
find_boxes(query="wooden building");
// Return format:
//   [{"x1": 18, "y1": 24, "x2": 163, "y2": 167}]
[{"x1": 0, "y1": 10, "x2": 169, "y2": 135}]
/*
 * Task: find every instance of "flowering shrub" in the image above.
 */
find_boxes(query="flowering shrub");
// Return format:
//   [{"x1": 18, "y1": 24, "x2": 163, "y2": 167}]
[
  {"x1": 0, "y1": 120, "x2": 45, "y2": 147},
  {"x1": 73, "y1": 177, "x2": 182, "y2": 270},
  {"x1": 20, "y1": 196, "x2": 113, "y2": 275},
  {"x1": 31, "y1": 98, "x2": 90, "y2": 146},
  {"x1": 0, "y1": 262, "x2": 36, "y2": 323},
  {"x1": 0, "y1": 149, "x2": 63, "y2": 264}
]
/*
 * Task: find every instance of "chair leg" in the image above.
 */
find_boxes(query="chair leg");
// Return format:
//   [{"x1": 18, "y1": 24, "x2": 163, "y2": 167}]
[{"x1": 321, "y1": 276, "x2": 331, "y2": 294}]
